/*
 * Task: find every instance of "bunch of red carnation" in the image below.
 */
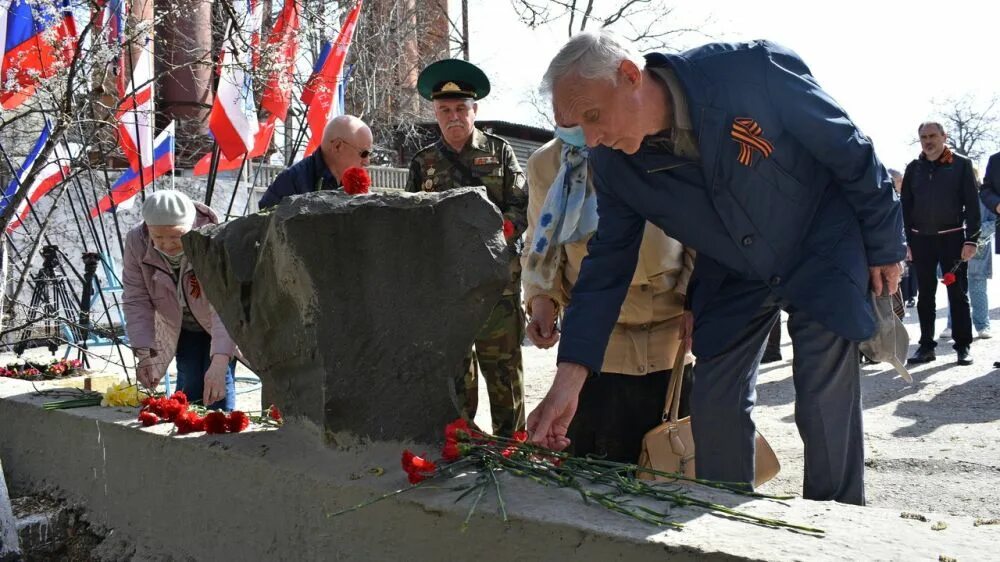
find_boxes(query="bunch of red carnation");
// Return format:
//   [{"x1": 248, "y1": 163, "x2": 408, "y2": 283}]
[
  {"x1": 401, "y1": 419, "x2": 533, "y2": 484},
  {"x1": 137, "y1": 390, "x2": 251, "y2": 435}
]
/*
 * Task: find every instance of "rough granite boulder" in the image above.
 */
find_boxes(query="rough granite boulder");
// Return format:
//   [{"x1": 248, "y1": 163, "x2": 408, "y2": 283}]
[{"x1": 183, "y1": 187, "x2": 509, "y2": 443}]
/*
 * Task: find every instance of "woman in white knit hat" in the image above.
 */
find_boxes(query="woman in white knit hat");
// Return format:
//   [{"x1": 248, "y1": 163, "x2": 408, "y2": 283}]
[{"x1": 121, "y1": 190, "x2": 238, "y2": 409}]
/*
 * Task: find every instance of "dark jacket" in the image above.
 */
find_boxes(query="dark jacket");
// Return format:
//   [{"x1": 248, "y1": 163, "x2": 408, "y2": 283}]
[
  {"x1": 979, "y1": 151, "x2": 1000, "y2": 252},
  {"x1": 901, "y1": 149, "x2": 980, "y2": 244},
  {"x1": 557, "y1": 40, "x2": 905, "y2": 369},
  {"x1": 258, "y1": 151, "x2": 339, "y2": 210}
]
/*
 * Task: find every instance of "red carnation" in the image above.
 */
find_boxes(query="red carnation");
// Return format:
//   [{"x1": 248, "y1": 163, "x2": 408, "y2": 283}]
[
  {"x1": 162, "y1": 398, "x2": 185, "y2": 422},
  {"x1": 401, "y1": 449, "x2": 436, "y2": 484},
  {"x1": 501, "y1": 446, "x2": 518, "y2": 459},
  {"x1": 204, "y1": 411, "x2": 229, "y2": 434},
  {"x1": 144, "y1": 397, "x2": 166, "y2": 417},
  {"x1": 445, "y1": 418, "x2": 471, "y2": 442},
  {"x1": 226, "y1": 411, "x2": 250, "y2": 433},
  {"x1": 268, "y1": 405, "x2": 282, "y2": 422},
  {"x1": 942, "y1": 272, "x2": 957, "y2": 286},
  {"x1": 174, "y1": 410, "x2": 205, "y2": 435},
  {"x1": 342, "y1": 167, "x2": 371, "y2": 195},
  {"x1": 502, "y1": 219, "x2": 515, "y2": 239},
  {"x1": 170, "y1": 390, "x2": 189, "y2": 406},
  {"x1": 442, "y1": 440, "x2": 462, "y2": 461},
  {"x1": 138, "y1": 411, "x2": 160, "y2": 427},
  {"x1": 512, "y1": 430, "x2": 528, "y2": 443}
]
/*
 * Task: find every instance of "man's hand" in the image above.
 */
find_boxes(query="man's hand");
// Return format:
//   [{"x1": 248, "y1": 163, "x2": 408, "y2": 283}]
[
  {"x1": 961, "y1": 243, "x2": 978, "y2": 262},
  {"x1": 202, "y1": 355, "x2": 230, "y2": 406},
  {"x1": 527, "y1": 362, "x2": 588, "y2": 450},
  {"x1": 678, "y1": 310, "x2": 693, "y2": 355},
  {"x1": 526, "y1": 296, "x2": 560, "y2": 349},
  {"x1": 135, "y1": 349, "x2": 162, "y2": 391},
  {"x1": 869, "y1": 262, "x2": 904, "y2": 296}
]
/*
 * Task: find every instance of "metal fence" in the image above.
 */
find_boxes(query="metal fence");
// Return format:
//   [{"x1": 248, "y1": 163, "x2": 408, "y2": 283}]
[{"x1": 253, "y1": 165, "x2": 408, "y2": 190}]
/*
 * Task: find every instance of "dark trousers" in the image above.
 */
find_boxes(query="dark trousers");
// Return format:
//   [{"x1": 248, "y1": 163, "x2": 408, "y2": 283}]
[
  {"x1": 910, "y1": 232, "x2": 972, "y2": 348},
  {"x1": 900, "y1": 263, "x2": 918, "y2": 302},
  {"x1": 566, "y1": 366, "x2": 691, "y2": 464},
  {"x1": 763, "y1": 317, "x2": 782, "y2": 359},
  {"x1": 175, "y1": 329, "x2": 237, "y2": 410},
  {"x1": 691, "y1": 293, "x2": 864, "y2": 505}
]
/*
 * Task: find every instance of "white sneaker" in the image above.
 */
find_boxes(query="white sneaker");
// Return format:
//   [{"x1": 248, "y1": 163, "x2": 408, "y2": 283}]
[
  {"x1": 938, "y1": 328, "x2": 952, "y2": 340},
  {"x1": 979, "y1": 327, "x2": 992, "y2": 339}
]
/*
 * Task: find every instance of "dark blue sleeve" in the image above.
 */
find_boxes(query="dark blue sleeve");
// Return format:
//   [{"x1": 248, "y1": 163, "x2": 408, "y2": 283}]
[
  {"x1": 258, "y1": 171, "x2": 295, "y2": 210},
  {"x1": 981, "y1": 154, "x2": 1000, "y2": 216},
  {"x1": 761, "y1": 41, "x2": 906, "y2": 266},
  {"x1": 556, "y1": 161, "x2": 644, "y2": 372}
]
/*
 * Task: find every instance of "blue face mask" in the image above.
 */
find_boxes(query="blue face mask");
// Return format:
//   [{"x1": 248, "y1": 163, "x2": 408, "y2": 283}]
[{"x1": 554, "y1": 126, "x2": 586, "y2": 148}]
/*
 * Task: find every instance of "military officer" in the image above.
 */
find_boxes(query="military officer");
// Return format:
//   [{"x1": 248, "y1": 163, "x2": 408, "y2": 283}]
[{"x1": 407, "y1": 59, "x2": 528, "y2": 436}]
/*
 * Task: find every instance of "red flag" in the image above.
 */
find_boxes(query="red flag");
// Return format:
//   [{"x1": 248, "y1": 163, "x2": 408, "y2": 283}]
[
  {"x1": 193, "y1": 116, "x2": 276, "y2": 176},
  {"x1": 259, "y1": 0, "x2": 301, "y2": 120},
  {"x1": 301, "y1": 0, "x2": 362, "y2": 156}
]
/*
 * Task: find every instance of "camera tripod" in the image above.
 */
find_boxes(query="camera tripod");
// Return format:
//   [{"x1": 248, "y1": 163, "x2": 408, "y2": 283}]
[{"x1": 12, "y1": 245, "x2": 83, "y2": 355}]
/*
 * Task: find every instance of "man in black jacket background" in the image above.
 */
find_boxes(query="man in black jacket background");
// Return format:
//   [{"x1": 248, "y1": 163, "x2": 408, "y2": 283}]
[
  {"x1": 978, "y1": 150, "x2": 1000, "y2": 367},
  {"x1": 902, "y1": 121, "x2": 980, "y2": 365}
]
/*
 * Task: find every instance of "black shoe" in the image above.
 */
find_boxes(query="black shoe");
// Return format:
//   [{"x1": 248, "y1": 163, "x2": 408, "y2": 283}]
[
  {"x1": 907, "y1": 346, "x2": 936, "y2": 364},
  {"x1": 761, "y1": 353, "x2": 782, "y2": 364},
  {"x1": 956, "y1": 347, "x2": 973, "y2": 366},
  {"x1": 905, "y1": 299, "x2": 916, "y2": 308}
]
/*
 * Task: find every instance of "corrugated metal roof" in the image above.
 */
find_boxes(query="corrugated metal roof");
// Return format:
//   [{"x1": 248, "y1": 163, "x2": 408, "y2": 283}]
[{"x1": 503, "y1": 137, "x2": 545, "y2": 169}]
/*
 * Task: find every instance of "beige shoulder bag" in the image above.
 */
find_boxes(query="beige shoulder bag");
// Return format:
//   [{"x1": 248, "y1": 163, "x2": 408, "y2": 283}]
[{"x1": 637, "y1": 341, "x2": 780, "y2": 487}]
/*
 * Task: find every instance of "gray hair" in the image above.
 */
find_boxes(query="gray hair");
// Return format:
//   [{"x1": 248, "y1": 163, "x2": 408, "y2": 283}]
[
  {"x1": 918, "y1": 121, "x2": 946, "y2": 136},
  {"x1": 541, "y1": 30, "x2": 645, "y2": 95}
]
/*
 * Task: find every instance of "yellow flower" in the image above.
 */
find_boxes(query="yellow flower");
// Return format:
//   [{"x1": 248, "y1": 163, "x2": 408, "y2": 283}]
[{"x1": 101, "y1": 381, "x2": 149, "y2": 407}]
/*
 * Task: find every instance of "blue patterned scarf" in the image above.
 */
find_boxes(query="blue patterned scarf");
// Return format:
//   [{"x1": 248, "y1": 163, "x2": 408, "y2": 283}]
[{"x1": 523, "y1": 144, "x2": 597, "y2": 290}]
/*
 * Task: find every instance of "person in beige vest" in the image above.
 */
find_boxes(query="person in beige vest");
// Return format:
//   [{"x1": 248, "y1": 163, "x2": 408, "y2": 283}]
[{"x1": 523, "y1": 132, "x2": 695, "y2": 463}]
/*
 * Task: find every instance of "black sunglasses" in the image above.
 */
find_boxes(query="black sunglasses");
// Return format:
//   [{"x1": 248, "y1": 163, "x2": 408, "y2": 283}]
[{"x1": 336, "y1": 138, "x2": 371, "y2": 159}]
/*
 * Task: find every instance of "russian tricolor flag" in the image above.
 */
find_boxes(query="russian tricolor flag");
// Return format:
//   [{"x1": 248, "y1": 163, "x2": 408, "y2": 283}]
[
  {"x1": 97, "y1": 0, "x2": 127, "y2": 97},
  {"x1": 3, "y1": 122, "x2": 77, "y2": 232},
  {"x1": 0, "y1": 0, "x2": 77, "y2": 110},
  {"x1": 208, "y1": 0, "x2": 262, "y2": 160},
  {"x1": 90, "y1": 122, "x2": 175, "y2": 217}
]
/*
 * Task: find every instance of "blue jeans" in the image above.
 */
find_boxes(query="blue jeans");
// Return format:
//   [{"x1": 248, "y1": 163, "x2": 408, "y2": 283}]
[
  {"x1": 947, "y1": 277, "x2": 990, "y2": 333},
  {"x1": 175, "y1": 329, "x2": 236, "y2": 410}
]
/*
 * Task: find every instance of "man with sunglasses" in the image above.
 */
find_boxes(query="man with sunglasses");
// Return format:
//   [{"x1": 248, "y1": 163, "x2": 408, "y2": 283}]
[
  {"x1": 258, "y1": 115, "x2": 373, "y2": 209},
  {"x1": 407, "y1": 58, "x2": 529, "y2": 437}
]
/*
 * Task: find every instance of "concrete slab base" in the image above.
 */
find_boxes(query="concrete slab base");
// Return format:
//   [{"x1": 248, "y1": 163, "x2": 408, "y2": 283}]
[{"x1": 1, "y1": 377, "x2": 996, "y2": 561}]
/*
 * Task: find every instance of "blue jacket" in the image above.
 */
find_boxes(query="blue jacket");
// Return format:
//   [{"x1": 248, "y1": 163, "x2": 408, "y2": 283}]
[
  {"x1": 979, "y1": 151, "x2": 1000, "y2": 252},
  {"x1": 558, "y1": 41, "x2": 906, "y2": 369},
  {"x1": 258, "y1": 151, "x2": 339, "y2": 210}
]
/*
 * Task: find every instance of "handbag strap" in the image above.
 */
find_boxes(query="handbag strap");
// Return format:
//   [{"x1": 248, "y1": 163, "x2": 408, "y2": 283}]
[{"x1": 662, "y1": 336, "x2": 688, "y2": 422}]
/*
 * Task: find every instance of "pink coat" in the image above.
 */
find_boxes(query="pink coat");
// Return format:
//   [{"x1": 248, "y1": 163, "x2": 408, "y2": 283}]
[{"x1": 122, "y1": 202, "x2": 236, "y2": 379}]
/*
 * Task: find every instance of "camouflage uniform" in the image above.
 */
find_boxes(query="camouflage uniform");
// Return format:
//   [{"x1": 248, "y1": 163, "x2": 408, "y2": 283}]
[{"x1": 407, "y1": 128, "x2": 528, "y2": 436}]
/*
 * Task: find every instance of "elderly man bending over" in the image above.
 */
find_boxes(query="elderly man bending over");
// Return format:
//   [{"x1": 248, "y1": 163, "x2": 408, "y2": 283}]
[
  {"x1": 527, "y1": 31, "x2": 905, "y2": 505},
  {"x1": 258, "y1": 115, "x2": 373, "y2": 209}
]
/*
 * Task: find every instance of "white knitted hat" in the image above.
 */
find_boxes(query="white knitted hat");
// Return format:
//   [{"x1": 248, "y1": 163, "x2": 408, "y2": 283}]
[{"x1": 141, "y1": 190, "x2": 195, "y2": 227}]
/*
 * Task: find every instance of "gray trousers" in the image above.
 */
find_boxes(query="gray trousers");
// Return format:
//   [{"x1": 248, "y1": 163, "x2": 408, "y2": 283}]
[{"x1": 690, "y1": 295, "x2": 865, "y2": 505}]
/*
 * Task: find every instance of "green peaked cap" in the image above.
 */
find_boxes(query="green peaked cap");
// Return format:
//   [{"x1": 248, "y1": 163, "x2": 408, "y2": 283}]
[{"x1": 417, "y1": 58, "x2": 491, "y2": 101}]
